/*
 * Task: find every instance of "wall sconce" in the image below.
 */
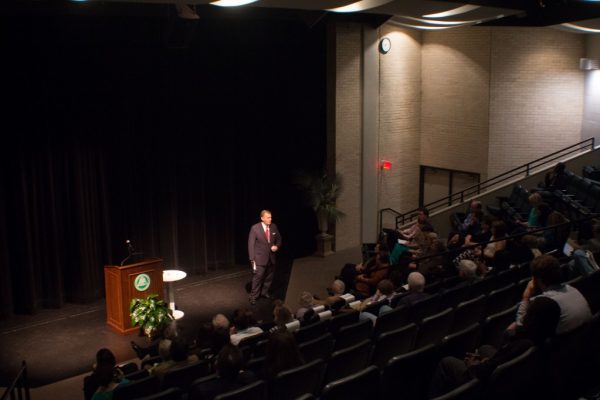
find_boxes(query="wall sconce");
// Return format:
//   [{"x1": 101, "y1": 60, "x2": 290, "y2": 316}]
[
  {"x1": 580, "y1": 58, "x2": 599, "y2": 71},
  {"x1": 380, "y1": 160, "x2": 392, "y2": 170}
]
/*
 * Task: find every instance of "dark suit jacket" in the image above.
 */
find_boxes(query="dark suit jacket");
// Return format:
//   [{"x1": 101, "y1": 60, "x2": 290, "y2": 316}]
[{"x1": 248, "y1": 222, "x2": 282, "y2": 266}]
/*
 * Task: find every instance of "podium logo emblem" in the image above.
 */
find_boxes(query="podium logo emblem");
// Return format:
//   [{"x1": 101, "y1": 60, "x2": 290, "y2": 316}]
[{"x1": 134, "y1": 273, "x2": 151, "y2": 291}]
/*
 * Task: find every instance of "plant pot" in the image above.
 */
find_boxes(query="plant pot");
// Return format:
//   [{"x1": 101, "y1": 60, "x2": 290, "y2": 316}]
[{"x1": 315, "y1": 233, "x2": 334, "y2": 257}]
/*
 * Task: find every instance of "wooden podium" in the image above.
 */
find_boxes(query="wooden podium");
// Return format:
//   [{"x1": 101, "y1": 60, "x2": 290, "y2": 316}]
[{"x1": 104, "y1": 258, "x2": 164, "y2": 335}]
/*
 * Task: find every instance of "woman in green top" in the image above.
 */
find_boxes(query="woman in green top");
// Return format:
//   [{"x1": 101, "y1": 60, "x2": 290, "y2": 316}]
[{"x1": 91, "y1": 363, "x2": 129, "y2": 400}]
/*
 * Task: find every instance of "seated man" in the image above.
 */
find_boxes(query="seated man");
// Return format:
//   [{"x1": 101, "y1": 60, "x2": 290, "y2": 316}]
[
  {"x1": 398, "y1": 207, "x2": 434, "y2": 241},
  {"x1": 429, "y1": 296, "x2": 561, "y2": 398},
  {"x1": 150, "y1": 337, "x2": 199, "y2": 379},
  {"x1": 229, "y1": 308, "x2": 264, "y2": 346},
  {"x1": 314, "y1": 279, "x2": 346, "y2": 308},
  {"x1": 512, "y1": 254, "x2": 591, "y2": 334},
  {"x1": 395, "y1": 271, "x2": 429, "y2": 309}
]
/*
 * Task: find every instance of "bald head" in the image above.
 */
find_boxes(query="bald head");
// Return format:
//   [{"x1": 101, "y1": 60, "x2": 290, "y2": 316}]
[{"x1": 407, "y1": 272, "x2": 426, "y2": 292}]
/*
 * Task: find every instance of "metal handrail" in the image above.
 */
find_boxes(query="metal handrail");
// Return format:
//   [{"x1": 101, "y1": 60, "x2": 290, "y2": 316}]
[
  {"x1": 379, "y1": 138, "x2": 595, "y2": 231},
  {"x1": 1, "y1": 361, "x2": 30, "y2": 400}
]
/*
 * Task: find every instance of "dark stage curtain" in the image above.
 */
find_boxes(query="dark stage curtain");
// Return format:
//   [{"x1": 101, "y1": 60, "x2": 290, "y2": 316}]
[{"x1": 0, "y1": 11, "x2": 326, "y2": 318}]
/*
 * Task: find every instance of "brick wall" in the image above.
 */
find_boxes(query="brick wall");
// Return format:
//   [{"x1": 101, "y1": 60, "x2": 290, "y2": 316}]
[
  {"x1": 334, "y1": 23, "x2": 362, "y2": 250},
  {"x1": 332, "y1": 23, "x2": 586, "y2": 241},
  {"x1": 488, "y1": 28, "x2": 584, "y2": 176},
  {"x1": 378, "y1": 26, "x2": 422, "y2": 225},
  {"x1": 421, "y1": 28, "x2": 491, "y2": 179}
]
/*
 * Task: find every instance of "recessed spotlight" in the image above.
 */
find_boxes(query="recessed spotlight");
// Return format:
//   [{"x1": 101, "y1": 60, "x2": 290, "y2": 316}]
[{"x1": 210, "y1": 0, "x2": 258, "y2": 7}]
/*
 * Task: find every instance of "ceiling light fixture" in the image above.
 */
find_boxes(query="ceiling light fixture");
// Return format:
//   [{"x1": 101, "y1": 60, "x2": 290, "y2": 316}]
[
  {"x1": 210, "y1": 0, "x2": 258, "y2": 7},
  {"x1": 328, "y1": 0, "x2": 393, "y2": 13},
  {"x1": 423, "y1": 5, "x2": 480, "y2": 18},
  {"x1": 560, "y1": 23, "x2": 600, "y2": 33}
]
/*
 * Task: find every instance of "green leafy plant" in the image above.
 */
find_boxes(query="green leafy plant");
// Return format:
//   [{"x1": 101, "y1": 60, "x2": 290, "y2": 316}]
[
  {"x1": 294, "y1": 170, "x2": 345, "y2": 235},
  {"x1": 130, "y1": 294, "x2": 173, "y2": 339}
]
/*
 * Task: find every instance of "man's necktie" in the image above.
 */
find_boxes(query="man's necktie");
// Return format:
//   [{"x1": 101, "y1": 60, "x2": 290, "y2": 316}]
[{"x1": 265, "y1": 225, "x2": 270, "y2": 242}]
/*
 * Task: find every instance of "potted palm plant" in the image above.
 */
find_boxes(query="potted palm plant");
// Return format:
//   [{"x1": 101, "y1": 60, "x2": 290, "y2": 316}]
[
  {"x1": 130, "y1": 294, "x2": 173, "y2": 339},
  {"x1": 295, "y1": 170, "x2": 345, "y2": 256}
]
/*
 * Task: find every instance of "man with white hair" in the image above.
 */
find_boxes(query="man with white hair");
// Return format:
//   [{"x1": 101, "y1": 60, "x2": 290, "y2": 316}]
[
  {"x1": 396, "y1": 271, "x2": 430, "y2": 308},
  {"x1": 458, "y1": 259, "x2": 478, "y2": 281},
  {"x1": 314, "y1": 279, "x2": 346, "y2": 308}
]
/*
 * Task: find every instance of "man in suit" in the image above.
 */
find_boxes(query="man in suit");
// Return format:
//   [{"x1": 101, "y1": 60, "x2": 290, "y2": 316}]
[{"x1": 248, "y1": 210, "x2": 282, "y2": 305}]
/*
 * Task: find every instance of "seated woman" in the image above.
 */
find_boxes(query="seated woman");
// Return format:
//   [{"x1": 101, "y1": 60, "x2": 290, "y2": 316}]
[
  {"x1": 354, "y1": 253, "x2": 391, "y2": 298},
  {"x1": 91, "y1": 360, "x2": 129, "y2": 400},
  {"x1": 483, "y1": 220, "x2": 508, "y2": 264},
  {"x1": 229, "y1": 308, "x2": 264, "y2": 346},
  {"x1": 338, "y1": 242, "x2": 388, "y2": 292},
  {"x1": 260, "y1": 330, "x2": 304, "y2": 382},
  {"x1": 84, "y1": 349, "x2": 124, "y2": 400}
]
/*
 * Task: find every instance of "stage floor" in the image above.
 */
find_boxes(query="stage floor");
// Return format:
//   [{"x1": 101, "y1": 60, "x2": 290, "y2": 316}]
[{"x1": 0, "y1": 246, "x2": 361, "y2": 396}]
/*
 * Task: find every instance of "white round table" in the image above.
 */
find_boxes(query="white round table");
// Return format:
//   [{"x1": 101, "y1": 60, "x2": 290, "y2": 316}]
[{"x1": 163, "y1": 269, "x2": 187, "y2": 319}]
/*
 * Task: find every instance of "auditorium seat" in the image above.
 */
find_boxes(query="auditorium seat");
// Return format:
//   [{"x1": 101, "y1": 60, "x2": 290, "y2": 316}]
[
  {"x1": 371, "y1": 323, "x2": 418, "y2": 369},
  {"x1": 484, "y1": 346, "x2": 538, "y2": 400},
  {"x1": 124, "y1": 368, "x2": 150, "y2": 381},
  {"x1": 135, "y1": 387, "x2": 183, "y2": 400},
  {"x1": 270, "y1": 359, "x2": 325, "y2": 400},
  {"x1": 540, "y1": 321, "x2": 591, "y2": 399},
  {"x1": 429, "y1": 378, "x2": 481, "y2": 400},
  {"x1": 371, "y1": 305, "x2": 411, "y2": 339},
  {"x1": 438, "y1": 323, "x2": 481, "y2": 360},
  {"x1": 319, "y1": 365, "x2": 380, "y2": 400},
  {"x1": 380, "y1": 343, "x2": 438, "y2": 400},
  {"x1": 295, "y1": 319, "x2": 330, "y2": 344},
  {"x1": 570, "y1": 270, "x2": 600, "y2": 313},
  {"x1": 482, "y1": 305, "x2": 518, "y2": 349},
  {"x1": 113, "y1": 375, "x2": 160, "y2": 400},
  {"x1": 415, "y1": 307, "x2": 454, "y2": 349},
  {"x1": 322, "y1": 339, "x2": 372, "y2": 388},
  {"x1": 485, "y1": 283, "x2": 518, "y2": 316},
  {"x1": 298, "y1": 333, "x2": 335, "y2": 363},
  {"x1": 161, "y1": 359, "x2": 211, "y2": 391},
  {"x1": 451, "y1": 295, "x2": 486, "y2": 333},
  {"x1": 188, "y1": 373, "x2": 218, "y2": 400},
  {"x1": 244, "y1": 356, "x2": 265, "y2": 375},
  {"x1": 213, "y1": 380, "x2": 267, "y2": 400},
  {"x1": 469, "y1": 274, "x2": 501, "y2": 298},
  {"x1": 117, "y1": 361, "x2": 139, "y2": 375},
  {"x1": 333, "y1": 319, "x2": 372, "y2": 351},
  {"x1": 328, "y1": 309, "x2": 359, "y2": 334},
  {"x1": 410, "y1": 293, "x2": 441, "y2": 323},
  {"x1": 439, "y1": 284, "x2": 471, "y2": 310}
]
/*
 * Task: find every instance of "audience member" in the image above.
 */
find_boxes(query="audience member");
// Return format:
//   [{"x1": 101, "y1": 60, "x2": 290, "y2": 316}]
[
  {"x1": 398, "y1": 207, "x2": 434, "y2": 240},
  {"x1": 314, "y1": 279, "x2": 346, "y2": 308},
  {"x1": 190, "y1": 344, "x2": 257, "y2": 400},
  {"x1": 84, "y1": 348, "x2": 121, "y2": 400},
  {"x1": 339, "y1": 242, "x2": 389, "y2": 291},
  {"x1": 260, "y1": 330, "x2": 304, "y2": 381},
  {"x1": 90, "y1": 361, "x2": 129, "y2": 400},
  {"x1": 270, "y1": 300, "x2": 295, "y2": 333},
  {"x1": 150, "y1": 337, "x2": 199, "y2": 379},
  {"x1": 429, "y1": 296, "x2": 560, "y2": 398},
  {"x1": 512, "y1": 255, "x2": 591, "y2": 334},
  {"x1": 295, "y1": 291, "x2": 316, "y2": 320},
  {"x1": 483, "y1": 220, "x2": 507, "y2": 262},
  {"x1": 354, "y1": 253, "x2": 391, "y2": 298},
  {"x1": 229, "y1": 308, "x2": 264, "y2": 346},
  {"x1": 395, "y1": 271, "x2": 429, "y2": 308}
]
